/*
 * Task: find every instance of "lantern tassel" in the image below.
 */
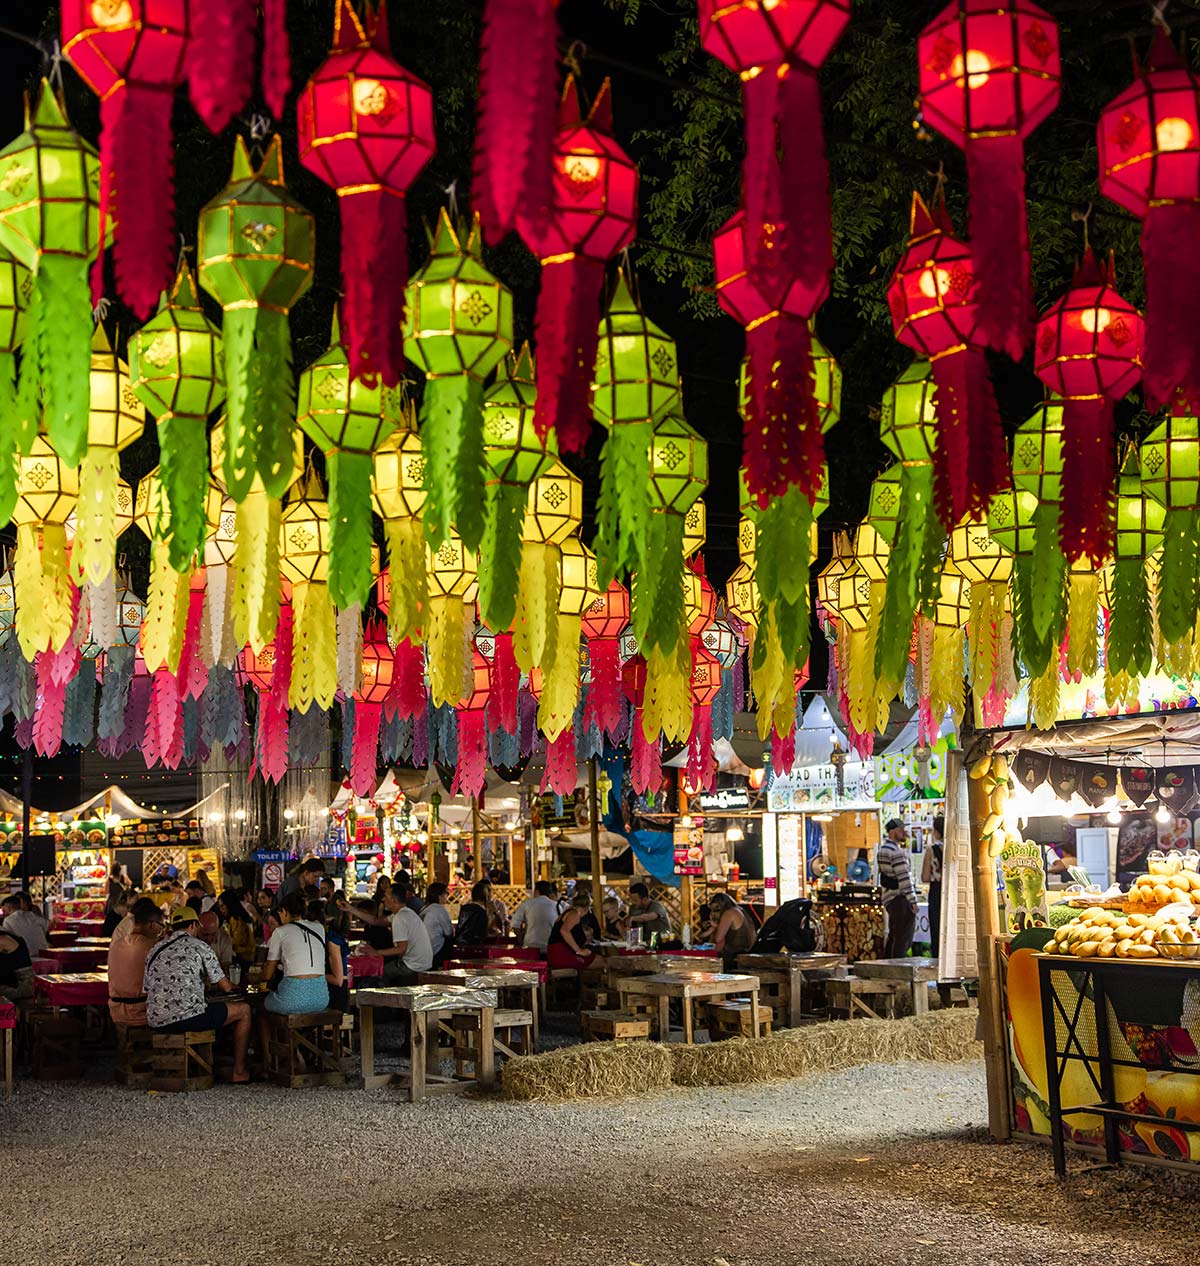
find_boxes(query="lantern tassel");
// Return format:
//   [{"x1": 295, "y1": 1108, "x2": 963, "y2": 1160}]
[
  {"x1": 420, "y1": 374, "x2": 487, "y2": 551},
  {"x1": 771, "y1": 725, "x2": 796, "y2": 777},
  {"x1": 232, "y1": 492, "x2": 281, "y2": 654},
  {"x1": 261, "y1": 0, "x2": 291, "y2": 120},
  {"x1": 531, "y1": 254, "x2": 605, "y2": 452},
  {"x1": 629, "y1": 722, "x2": 661, "y2": 797},
  {"x1": 489, "y1": 631, "x2": 520, "y2": 734},
  {"x1": 186, "y1": 0, "x2": 257, "y2": 133},
  {"x1": 540, "y1": 726, "x2": 577, "y2": 796},
  {"x1": 965, "y1": 136, "x2": 1033, "y2": 362},
  {"x1": 1158, "y1": 506, "x2": 1200, "y2": 647},
  {"x1": 389, "y1": 637, "x2": 427, "y2": 720},
  {"x1": 382, "y1": 518, "x2": 426, "y2": 645},
  {"x1": 594, "y1": 418, "x2": 652, "y2": 589},
  {"x1": 33, "y1": 650, "x2": 72, "y2": 758},
  {"x1": 777, "y1": 65, "x2": 834, "y2": 309},
  {"x1": 349, "y1": 701, "x2": 382, "y2": 797},
  {"x1": 339, "y1": 189, "x2": 407, "y2": 387},
  {"x1": 514, "y1": 540, "x2": 560, "y2": 673},
  {"x1": 473, "y1": 0, "x2": 559, "y2": 245},
  {"x1": 1058, "y1": 396, "x2": 1115, "y2": 567},
  {"x1": 0, "y1": 352, "x2": 18, "y2": 526},
  {"x1": 29, "y1": 256, "x2": 91, "y2": 468},
  {"x1": 451, "y1": 709, "x2": 488, "y2": 800},
  {"x1": 928, "y1": 349, "x2": 971, "y2": 529},
  {"x1": 537, "y1": 612, "x2": 581, "y2": 741},
  {"x1": 875, "y1": 464, "x2": 936, "y2": 683},
  {"x1": 86, "y1": 574, "x2": 117, "y2": 652},
  {"x1": 965, "y1": 345, "x2": 1011, "y2": 516},
  {"x1": 1142, "y1": 202, "x2": 1200, "y2": 413},
  {"x1": 159, "y1": 414, "x2": 209, "y2": 573},
  {"x1": 583, "y1": 637, "x2": 623, "y2": 739},
  {"x1": 327, "y1": 451, "x2": 376, "y2": 609},
  {"x1": 427, "y1": 595, "x2": 470, "y2": 708},
  {"x1": 685, "y1": 702, "x2": 715, "y2": 793},
  {"x1": 634, "y1": 511, "x2": 686, "y2": 655},
  {"x1": 290, "y1": 584, "x2": 337, "y2": 712},
  {"x1": 222, "y1": 307, "x2": 296, "y2": 500},
  {"x1": 74, "y1": 448, "x2": 120, "y2": 586},
  {"x1": 478, "y1": 480, "x2": 527, "y2": 633},
  {"x1": 1106, "y1": 556, "x2": 1154, "y2": 678}
]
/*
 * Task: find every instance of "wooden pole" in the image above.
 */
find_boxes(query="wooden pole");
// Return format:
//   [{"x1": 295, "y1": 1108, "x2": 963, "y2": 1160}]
[
  {"x1": 960, "y1": 743, "x2": 1012, "y2": 1141},
  {"x1": 588, "y1": 759, "x2": 603, "y2": 916},
  {"x1": 471, "y1": 797, "x2": 483, "y2": 883}
]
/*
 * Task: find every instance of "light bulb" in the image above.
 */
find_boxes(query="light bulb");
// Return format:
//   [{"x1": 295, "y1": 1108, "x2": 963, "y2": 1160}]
[
  {"x1": 679, "y1": 815, "x2": 693, "y2": 830},
  {"x1": 1106, "y1": 807, "x2": 1123, "y2": 825},
  {"x1": 1156, "y1": 802, "x2": 1172, "y2": 824},
  {"x1": 949, "y1": 48, "x2": 992, "y2": 89},
  {"x1": 235, "y1": 809, "x2": 247, "y2": 821},
  {"x1": 725, "y1": 826, "x2": 745, "y2": 843},
  {"x1": 1156, "y1": 115, "x2": 1195, "y2": 153},
  {"x1": 283, "y1": 809, "x2": 295, "y2": 821},
  {"x1": 917, "y1": 265, "x2": 951, "y2": 300},
  {"x1": 1079, "y1": 306, "x2": 1112, "y2": 335}
]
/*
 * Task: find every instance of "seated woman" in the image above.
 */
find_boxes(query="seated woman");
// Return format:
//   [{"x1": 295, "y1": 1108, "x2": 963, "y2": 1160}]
[
  {"x1": 0, "y1": 927, "x2": 33, "y2": 1002},
  {"x1": 261, "y1": 892, "x2": 343, "y2": 1016},
  {"x1": 696, "y1": 903, "x2": 717, "y2": 944},
  {"x1": 709, "y1": 891, "x2": 756, "y2": 971},
  {"x1": 456, "y1": 880, "x2": 492, "y2": 946},
  {"x1": 601, "y1": 896, "x2": 626, "y2": 940},
  {"x1": 216, "y1": 890, "x2": 259, "y2": 970},
  {"x1": 546, "y1": 892, "x2": 597, "y2": 971},
  {"x1": 311, "y1": 899, "x2": 350, "y2": 1012}
]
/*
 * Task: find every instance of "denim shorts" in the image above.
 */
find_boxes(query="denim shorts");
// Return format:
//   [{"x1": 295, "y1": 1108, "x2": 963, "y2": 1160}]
[{"x1": 265, "y1": 975, "x2": 330, "y2": 1014}]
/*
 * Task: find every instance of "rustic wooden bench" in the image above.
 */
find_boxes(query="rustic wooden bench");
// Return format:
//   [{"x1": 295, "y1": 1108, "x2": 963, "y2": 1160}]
[
  {"x1": 581, "y1": 1009, "x2": 652, "y2": 1042},
  {"x1": 151, "y1": 1029, "x2": 215, "y2": 1092}
]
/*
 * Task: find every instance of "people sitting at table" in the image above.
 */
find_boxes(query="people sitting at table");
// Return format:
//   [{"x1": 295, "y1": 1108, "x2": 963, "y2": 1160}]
[
  {"x1": 216, "y1": 890, "x2": 258, "y2": 969},
  {"x1": 143, "y1": 906, "x2": 251, "y2": 1083},
  {"x1": 626, "y1": 883, "x2": 672, "y2": 941},
  {"x1": 512, "y1": 881, "x2": 558, "y2": 954},
  {"x1": 313, "y1": 899, "x2": 350, "y2": 1011},
  {"x1": 344, "y1": 887, "x2": 433, "y2": 984},
  {"x1": 261, "y1": 893, "x2": 341, "y2": 1014},
  {"x1": 102, "y1": 889, "x2": 130, "y2": 938},
  {"x1": 456, "y1": 880, "x2": 492, "y2": 945},
  {"x1": 546, "y1": 892, "x2": 597, "y2": 970},
  {"x1": 107, "y1": 897, "x2": 164, "y2": 1027},
  {"x1": 198, "y1": 911, "x2": 234, "y2": 976},
  {"x1": 487, "y1": 882, "x2": 510, "y2": 936},
  {"x1": 195, "y1": 868, "x2": 217, "y2": 900},
  {"x1": 696, "y1": 903, "x2": 717, "y2": 944},
  {"x1": 601, "y1": 895, "x2": 626, "y2": 941},
  {"x1": 393, "y1": 876, "x2": 424, "y2": 915},
  {"x1": 347, "y1": 898, "x2": 394, "y2": 952},
  {"x1": 0, "y1": 893, "x2": 47, "y2": 956},
  {"x1": 709, "y1": 891, "x2": 757, "y2": 971},
  {"x1": 372, "y1": 873, "x2": 392, "y2": 906},
  {"x1": 0, "y1": 923, "x2": 33, "y2": 1002},
  {"x1": 420, "y1": 882, "x2": 456, "y2": 968},
  {"x1": 252, "y1": 889, "x2": 278, "y2": 943},
  {"x1": 184, "y1": 881, "x2": 207, "y2": 914}
]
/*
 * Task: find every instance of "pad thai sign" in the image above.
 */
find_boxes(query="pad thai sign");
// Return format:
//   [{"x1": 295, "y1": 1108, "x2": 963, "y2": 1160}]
[{"x1": 768, "y1": 760, "x2": 876, "y2": 811}]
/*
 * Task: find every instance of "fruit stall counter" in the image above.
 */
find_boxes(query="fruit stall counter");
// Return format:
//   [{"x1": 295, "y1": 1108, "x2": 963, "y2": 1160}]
[{"x1": 1035, "y1": 951, "x2": 1200, "y2": 1176}]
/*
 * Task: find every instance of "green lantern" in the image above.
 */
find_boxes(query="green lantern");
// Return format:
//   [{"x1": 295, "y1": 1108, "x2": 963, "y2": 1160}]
[
  {"x1": 372, "y1": 398, "x2": 426, "y2": 645},
  {"x1": 197, "y1": 136, "x2": 315, "y2": 503},
  {"x1": 867, "y1": 467, "x2": 904, "y2": 547},
  {"x1": 1106, "y1": 447, "x2": 1165, "y2": 679},
  {"x1": 987, "y1": 481, "x2": 1058, "y2": 676},
  {"x1": 0, "y1": 82, "x2": 108, "y2": 469},
  {"x1": 592, "y1": 273, "x2": 681, "y2": 589},
  {"x1": 403, "y1": 210, "x2": 514, "y2": 554},
  {"x1": 1141, "y1": 414, "x2": 1200, "y2": 646},
  {"x1": 298, "y1": 315, "x2": 397, "y2": 609},
  {"x1": 479, "y1": 345, "x2": 554, "y2": 633},
  {"x1": 0, "y1": 243, "x2": 31, "y2": 526},
  {"x1": 129, "y1": 260, "x2": 225, "y2": 574}
]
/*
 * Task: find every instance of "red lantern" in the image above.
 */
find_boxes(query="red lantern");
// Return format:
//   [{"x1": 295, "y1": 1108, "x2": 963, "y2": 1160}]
[
  {"x1": 582, "y1": 579, "x2": 630, "y2": 740},
  {"x1": 453, "y1": 650, "x2": 493, "y2": 800},
  {"x1": 699, "y1": 0, "x2": 850, "y2": 306},
  {"x1": 1098, "y1": 34, "x2": 1200, "y2": 413},
  {"x1": 685, "y1": 643, "x2": 722, "y2": 794},
  {"x1": 298, "y1": 0, "x2": 436, "y2": 386},
  {"x1": 61, "y1": 0, "x2": 190, "y2": 316},
  {"x1": 384, "y1": 636, "x2": 426, "y2": 722},
  {"x1": 918, "y1": 0, "x2": 1061, "y2": 360},
  {"x1": 517, "y1": 79, "x2": 639, "y2": 453},
  {"x1": 473, "y1": 0, "x2": 560, "y2": 246},
  {"x1": 349, "y1": 620, "x2": 395, "y2": 796},
  {"x1": 186, "y1": 0, "x2": 289, "y2": 133},
  {"x1": 240, "y1": 604, "x2": 293, "y2": 785},
  {"x1": 1033, "y1": 250, "x2": 1143, "y2": 566},
  {"x1": 886, "y1": 191, "x2": 1007, "y2": 529},
  {"x1": 714, "y1": 210, "x2": 824, "y2": 507}
]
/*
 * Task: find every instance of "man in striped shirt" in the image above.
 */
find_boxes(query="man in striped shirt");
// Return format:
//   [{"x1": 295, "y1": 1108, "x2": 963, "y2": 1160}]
[{"x1": 878, "y1": 819, "x2": 918, "y2": 959}]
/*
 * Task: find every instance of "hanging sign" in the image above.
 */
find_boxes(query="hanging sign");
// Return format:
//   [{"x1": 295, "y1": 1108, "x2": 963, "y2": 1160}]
[
  {"x1": 673, "y1": 817, "x2": 704, "y2": 876},
  {"x1": 697, "y1": 788, "x2": 750, "y2": 812}
]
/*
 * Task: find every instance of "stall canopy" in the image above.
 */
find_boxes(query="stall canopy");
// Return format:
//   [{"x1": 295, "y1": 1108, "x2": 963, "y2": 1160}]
[
  {"x1": 0, "y1": 783, "x2": 231, "y2": 825},
  {"x1": 990, "y1": 713, "x2": 1200, "y2": 766}
]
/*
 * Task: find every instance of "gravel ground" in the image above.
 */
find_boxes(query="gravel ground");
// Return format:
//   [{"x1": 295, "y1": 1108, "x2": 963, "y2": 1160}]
[{"x1": 3, "y1": 1058, "x2": 1196, "y2": 1266}]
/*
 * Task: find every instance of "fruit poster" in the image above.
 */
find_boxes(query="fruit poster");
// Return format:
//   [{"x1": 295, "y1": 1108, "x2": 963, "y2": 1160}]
[{"x1": 1001, "y1": 838, "x2": 1049, "y2": 933}]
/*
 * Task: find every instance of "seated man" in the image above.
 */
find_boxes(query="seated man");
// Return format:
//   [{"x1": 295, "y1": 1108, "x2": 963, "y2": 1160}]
[
  {"x1": 377, "y1": 886, "x2": 433, "y2": 985},
  {"x1": 144, "y1": 907, "x2": 250, "y2": 1082},
  {"x1": 0, "y1": 894, "x2": 47, "y2": 956},
  {"x1": 512, "y1": 881, "x2": 560, "y2": 953},
  {"x1": 197, "y1": 911, "x2": 234, "y2": 975},
  {"x1": 108, "y1": 897, "x2": 165, "y2": 1028},
  {"x1": 626, "y1": 882, "x2": 672, "y2": 940}
]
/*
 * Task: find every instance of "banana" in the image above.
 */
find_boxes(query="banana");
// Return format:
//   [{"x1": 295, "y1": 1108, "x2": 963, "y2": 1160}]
[{"x1": 969, "y1": 754, "x2": 993, "y2": 780}]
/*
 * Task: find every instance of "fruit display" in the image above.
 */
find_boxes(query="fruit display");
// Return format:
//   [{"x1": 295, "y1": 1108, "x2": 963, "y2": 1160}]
[
  {"x1": 1047, "y1": 906, "x2": 1198, "y2": 960},
  {"x1": 969, "y1": 752, "x2": 1022, "y2": 859}
]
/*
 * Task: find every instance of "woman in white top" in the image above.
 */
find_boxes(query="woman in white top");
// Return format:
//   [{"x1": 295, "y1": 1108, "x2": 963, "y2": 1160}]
[
  {"x1": 262, "y1": 892, "x2": 343, "y2": 1014},
  {"x1": 420, "y1": 883, "x2": 455, "y2": 967}
]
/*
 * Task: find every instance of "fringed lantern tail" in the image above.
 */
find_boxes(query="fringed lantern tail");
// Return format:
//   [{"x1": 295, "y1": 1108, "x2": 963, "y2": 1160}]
[
  {"x1": 427, "y1": 595, "x2": 470, "y2": 708},
  {"x1": 966, "y1": 136, "x2": 1033, "y2": 362},
  {"x1": 253, "y1": 690, "x2": 290, "y2": 785},
  {"x1": 594, "y1": 418, "x2": 652, "y2": 588},
  {"x1": 1059, "y1": 396, "x2": 1115, "y2": 567},
  {"x1": 473, "y1": 0, "x2": 559, "y2": 245},
  {"x1": 1158, "y1": 506, "x2": 1200, "y2": 647},
  {"x1": 1142, "y1": 202, "x2": 1200, "y2": 413},
  {"x1": 490, "y1": 631, "x2": 520, "y2": 734},
  {"x1": 261, "y1": 0, "x2": 291, "y2": 119},
  {"x1": 222, "y1": 307, "x2": 296, "y2": 500},
  {"x1": 336, "y1": 604, "x2": 363, "y2": 697},
  {"x1": 1066, "y1": 570, "x2": 1100, "y2": 679},
  {"x1": 742, "y1": 317, "x2": 823, "y2": 508},
  {"x1": 0, "y1": 351, "x2": 17, "y2": 527},
  {"x1": 327, "y1": 450, "x2": 376, "y2": 610},
  {"x1": 531, "y1": 255, "x2": 604, "y2": 452},
  {"x1": 540, "y1": 726, "x2": 577, "y2": 796},
  {"x1": 106, "y1": 84, "x2": 177, "y2": 320},
  {"x1": 419, "y1": 374, "x2": 486, "y2": 551},
  {"x1": 778, "y1": 65, "x2": 834, "y2": 308},
  {"x1": 389, "y1": 637, "x2": 428, "y2": 720},
  {"x1": 74, "y1": 447, "x2": 120, "y2": 585},
  {"x1": 383, "y1": 517, "x2": 426, "y2": 645},
  {"x1": 928, "y1": 350, "x2": 971, "y2": 529},
  {"x1": 33, "y1": 652, "x2": 71, "y2": 757},
  {"x1": 340, "y1": 189, "x2": 407, "y2": 387},
  {"x1": 629, "y1": 722, "x2": 661, "y2": 796},
  {"x1": 1106, "y1": 556, "x2": 1154, "y2": 678},
  {"x1": 290, "y1": 585, "x2": 337, "y2": 712},
  {"x1": 232, "y1": 492, "x2": 281, "y2": 653},
  {"x1": 583, "y1": 638, "x2": 623, "y2": 738},
  {"x1": 159, "y1": 414, "x2": 209, "y2": 573},
  {"x1": 87, "y1": 574, "x2": 117, "y2": 652},
  {"x1": 349, "y1": 701, "x2": 382, "y2": 797},
  {"x1": 514, "y1": 540, "x2": 559, "y2": 672},
  {"x1": 771, "y1": 725, "x2": 796, "y2": 777},
  {"x1": 34, "y1": 256, "x2": 91, "y2": 468},
  {"x1": 187, "y1": 0, "x2": 257, "y2": 133},
  {"x1": 478, "y1": 480, "x2": 526, "y2": 633},
  {"x1": 452, "y1": 710, "x2": 488, "y2": 799},
  {"x1": 685, "y1": 703, "x2": 714, "y2": 793},
  {"x1": 963, "y1": 346, "x2": 1009, "y2": 517},
  {"x1": 637, "y1": 511, "x2": 686, "y2": 655}
]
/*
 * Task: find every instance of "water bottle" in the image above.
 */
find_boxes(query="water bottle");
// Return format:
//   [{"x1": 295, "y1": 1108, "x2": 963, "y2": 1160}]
[{"x1": 681, "y1": 922, "x2": 692, "y2": 948}]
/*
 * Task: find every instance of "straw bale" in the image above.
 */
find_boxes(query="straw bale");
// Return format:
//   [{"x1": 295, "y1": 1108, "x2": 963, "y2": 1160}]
[{"x1": 501, "y1": 1040, "x2": 675, "y2": 1103}]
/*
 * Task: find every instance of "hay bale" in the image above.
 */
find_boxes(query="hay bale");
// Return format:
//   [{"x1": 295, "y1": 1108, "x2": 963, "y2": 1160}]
[
  {"x1": 670, "y1": 1009, "x2": 980, "y2": 1089},
  {"x1": 501, "y1": 1040, "x2": 675, "y2": 1102}
]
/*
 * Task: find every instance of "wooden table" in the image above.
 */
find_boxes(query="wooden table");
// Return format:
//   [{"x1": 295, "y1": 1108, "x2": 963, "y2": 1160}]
[
  {"x1": 419, "y1": 967, "x2": 541, "y2": 1050},
  {"x1": 850, "y1": 957, "x2": 938, "y2": 1015},
  {"x1": 615, "y1": 972, "x2": 760, "y2": 1044},
  {"x1": 734, "y1": 952, "x2": 848, "y2": 1027},
  {"x1": 354, "y1": 984, "x2": 499, "y2": 1102}
]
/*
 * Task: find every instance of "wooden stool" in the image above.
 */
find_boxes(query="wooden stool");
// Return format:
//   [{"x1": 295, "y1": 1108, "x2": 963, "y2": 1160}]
[
  {"x1": 701, "y1": 999, "x2": 772, "y2": 1040},
  {"x1": 451, "y1": 1008, "x2": 533, "y2": 1066},
  {"x1": 115, "y1": 1024, "x2": 155, "y2": 1088},
  {"x1": 826, "y1": 978, "x2": 901, "y2": 1020},
  {"x1": 581, "y1": 1010, "x2": 652, "y2": 1042},
  {"x1": 265, "y1": 1010, "x2": 348, "y2": 1088},
  {"x1": 578, "y1": 986, "x2": 612, "y2": 1012},
  {"x1": 151, "y1": 1030, "x2": 216, "y2": 1091},
  {"x1": 546, "y1": 968, "x2": 578, "y2": 1011},
  {"x1": 30, "y1": 1012, "x2": 84, "y2": 1079}
]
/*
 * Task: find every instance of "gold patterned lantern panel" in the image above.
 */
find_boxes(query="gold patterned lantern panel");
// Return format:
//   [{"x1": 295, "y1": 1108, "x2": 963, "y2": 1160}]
[
  {"x1": 523, "y1": 459, "x2": 583, "y2": 546},
  {"x1": 682, "y1": 500, "x2": 706, "y2": 561},
  {"x1": 281, "y1": 474, "x2": 338, "y2": 713},
  {"x1": 726, "y1": 561, "x2": 760, "y2": 634}
]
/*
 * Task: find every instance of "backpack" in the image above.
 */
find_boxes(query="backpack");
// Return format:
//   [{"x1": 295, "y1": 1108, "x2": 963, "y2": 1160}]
[{"x1": 754, "y1": 898, "x2": 820, "y2": 953}]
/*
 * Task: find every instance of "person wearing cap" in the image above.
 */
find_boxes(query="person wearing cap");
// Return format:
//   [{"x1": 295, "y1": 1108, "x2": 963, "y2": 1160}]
[
  {"x1": 878, "y1": 819, "x2": 919, "y2": 959},
  {"x1": 108, "y1": 897, "x2": 165, "y2": 1028},
  {"x1": 143, "y1": 906, "x2": 251, "y2": 1082}
]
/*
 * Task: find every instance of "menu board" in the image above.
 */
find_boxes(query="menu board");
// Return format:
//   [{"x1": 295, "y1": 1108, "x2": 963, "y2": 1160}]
[
  {"x1": 108, "y1": 817, "x2": 203, "y2": 848},
  {"x1": 673, "y1": 818, "x2": 705, "y2": 876},
  {"x1": 778, "y1": 815, "x2": 802, "y2": 903}
]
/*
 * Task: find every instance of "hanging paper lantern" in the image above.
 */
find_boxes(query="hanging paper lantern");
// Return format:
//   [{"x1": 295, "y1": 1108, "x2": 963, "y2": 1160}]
[
  {"x1": 473, "y1": 0, "x2": 559, "y2": 245},
  {"x1": 516, "y1": 79, "x2": 638, "y2": 453},
  {"x1": 298, "y1": 0, "x2": 435, "y2": 386},
  {"x1": 404, "y1": 210, "x2": 514, "y2": 552},
  {"x1": 373, "y1": 398, "x2": 428, "y2": 646},
  {"x1": 591, "y1": 272, "x2": 680, "y2": 586},
  {"x1": 348, "y1": 620, "x2": 395, "y2": 796},
  {"x1": 1105, "y1": 447, "x2": 1165, "y2": 683},
  {"x1": 280, "y1": 473, "x2": 338, "y2": 714},
  {"x1": 698, "y1": 0, "x2": 850, "y2": 305},
  {"x1": 479, "y1": 346, "x2": 555, "y2": 634},
  {"x1": 198, "y1": 136, "x2": 315, "y2": 502},
  {"x1": 682, "y1": 501, "x2": 707, "y2": 563},
  {"x1": 887, "y1": 191, "x2": 1007, "y2": 528},
  {"x1": 582, "y1": 578, "x2": 630, "y2": 740},
  {"x1": 726, "y1": 562, "x2": 761, "y2": 636},
  {"x1": 0, "y1": 83, "x2": 108, "y2": 468},
  {"x1": 298, "y1": 314, "x2": 397, "y2": 609},
  {"x1": 684, "y1": 641, "x2": 722, "y2": 794},
  {"x1": 701, "y1": 618, "x2": 741, "y2": 671},
  {"x1": 815, "y1": 530, "x2": 852, "y2": 618},
  {"x1": 1034, "y1": 250, "x2": 1143, "y2": 566},
  {"x1": 61, "y1": 0, "x2": 189, "y2": 316},
  {"x1": 129, "y1": 259, "x2": 225, "y2": 576},
  {"x1": 917, "y1": 0, "x2": 1061, "y2": 359},
  {"x1": 425, "y1": 531, "x2": 479, "y2": 709},
  {"x1": 0, "y1": 564, "x2": 15, "y2": 644},
  {"x1": 949, "y1": 513, "x2": 1014, "y2": 720},
  {"x1": 186, "y1": 0, "x2": 289, "y2": 134},
  {"x1": 1098, "y1": 34, "x2": 1200, "y2": 413},
  {"x1": 515, "y1": 458, "x2": 582, "y2": 674},
  {"x1": 1141, "y1": 414, "x2": 1200, "y2": 648},
  {"x1": 537, "y1": 537, "x2": 599, "y2": 741},
  {"x1": 68, "y1": 474, "x2": 135, "y2": 651},
  {"x1": 453, "y1": 648, "x2": 493, "y2": 800},
  {"x1": 0, "y1": 245, "x2": 31, "y2": 527},
  {"x1": 714, "y1": 211, "x2": 828, "y2": 507},
  {"x1": 71, "y1": 324, "x2": 144, "y2": 587},
  {"x1": 11, "y1": 435, "x2": 79, "y2": 661}
]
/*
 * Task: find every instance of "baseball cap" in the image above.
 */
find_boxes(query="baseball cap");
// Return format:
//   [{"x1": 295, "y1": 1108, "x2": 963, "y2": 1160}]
[
  {"x1": 884, "y1": 818, "x2": 904, "y2": 832},
  {"x1": 171, "y1": 906, "x2": 200, "y2": 926}
]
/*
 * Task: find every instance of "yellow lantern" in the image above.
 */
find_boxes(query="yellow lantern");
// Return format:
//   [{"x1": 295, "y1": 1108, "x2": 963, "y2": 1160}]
[
  {"x1": 372, "y1": 397, "x2": 427, "y2": 645},
  {"x1": 815, "y1": 530, "x2": 852, "y2": 619},
  {"x1": 682, "y1": 499, "x2": 706, "y2": 561},
  {"x1": 726, "y1": 561, "x2": 760, "y2": 635},
  {"x1": 204, "y1": 496, "x2": 240, "y2": 667},
  {"x1": 949, "y1": 514, "x2": 1013, "y2": 699},
  {"x1": 516, "y1": 459, "x2": 582, "y2": 674},
  {"x1": 425, "y1": 530, "x2": 479, "y2": 708},
  {"x1": 280, "y1": 471, "x2": 337, "y2": 713},
  {"x1": 537, "y1": 537, "x2": 600, "y2": 741}
]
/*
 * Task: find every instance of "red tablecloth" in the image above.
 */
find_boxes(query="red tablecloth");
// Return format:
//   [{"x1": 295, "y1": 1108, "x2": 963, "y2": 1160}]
[
  {"x1": 34, "y1": 973, "x2": 109, "y2": 1007},
  {"x1": 348, "y1": 953, "x2": 386, "y2": 979},
  {"x1": 444, "y1": 957, "x2": 549, "y2": 985},
  {"x1": 0, "y1": 1001, "x2": 14, "y2": 1030},
  {"x1": 47, "y1": 929, "x2": 78, "y2": 947},
  {"x1": 37, "y1": 946, "x2": 108, "y2": 972},
  {"x1": 454, "y1": 943, "x2": 539, "y2": 961}
]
